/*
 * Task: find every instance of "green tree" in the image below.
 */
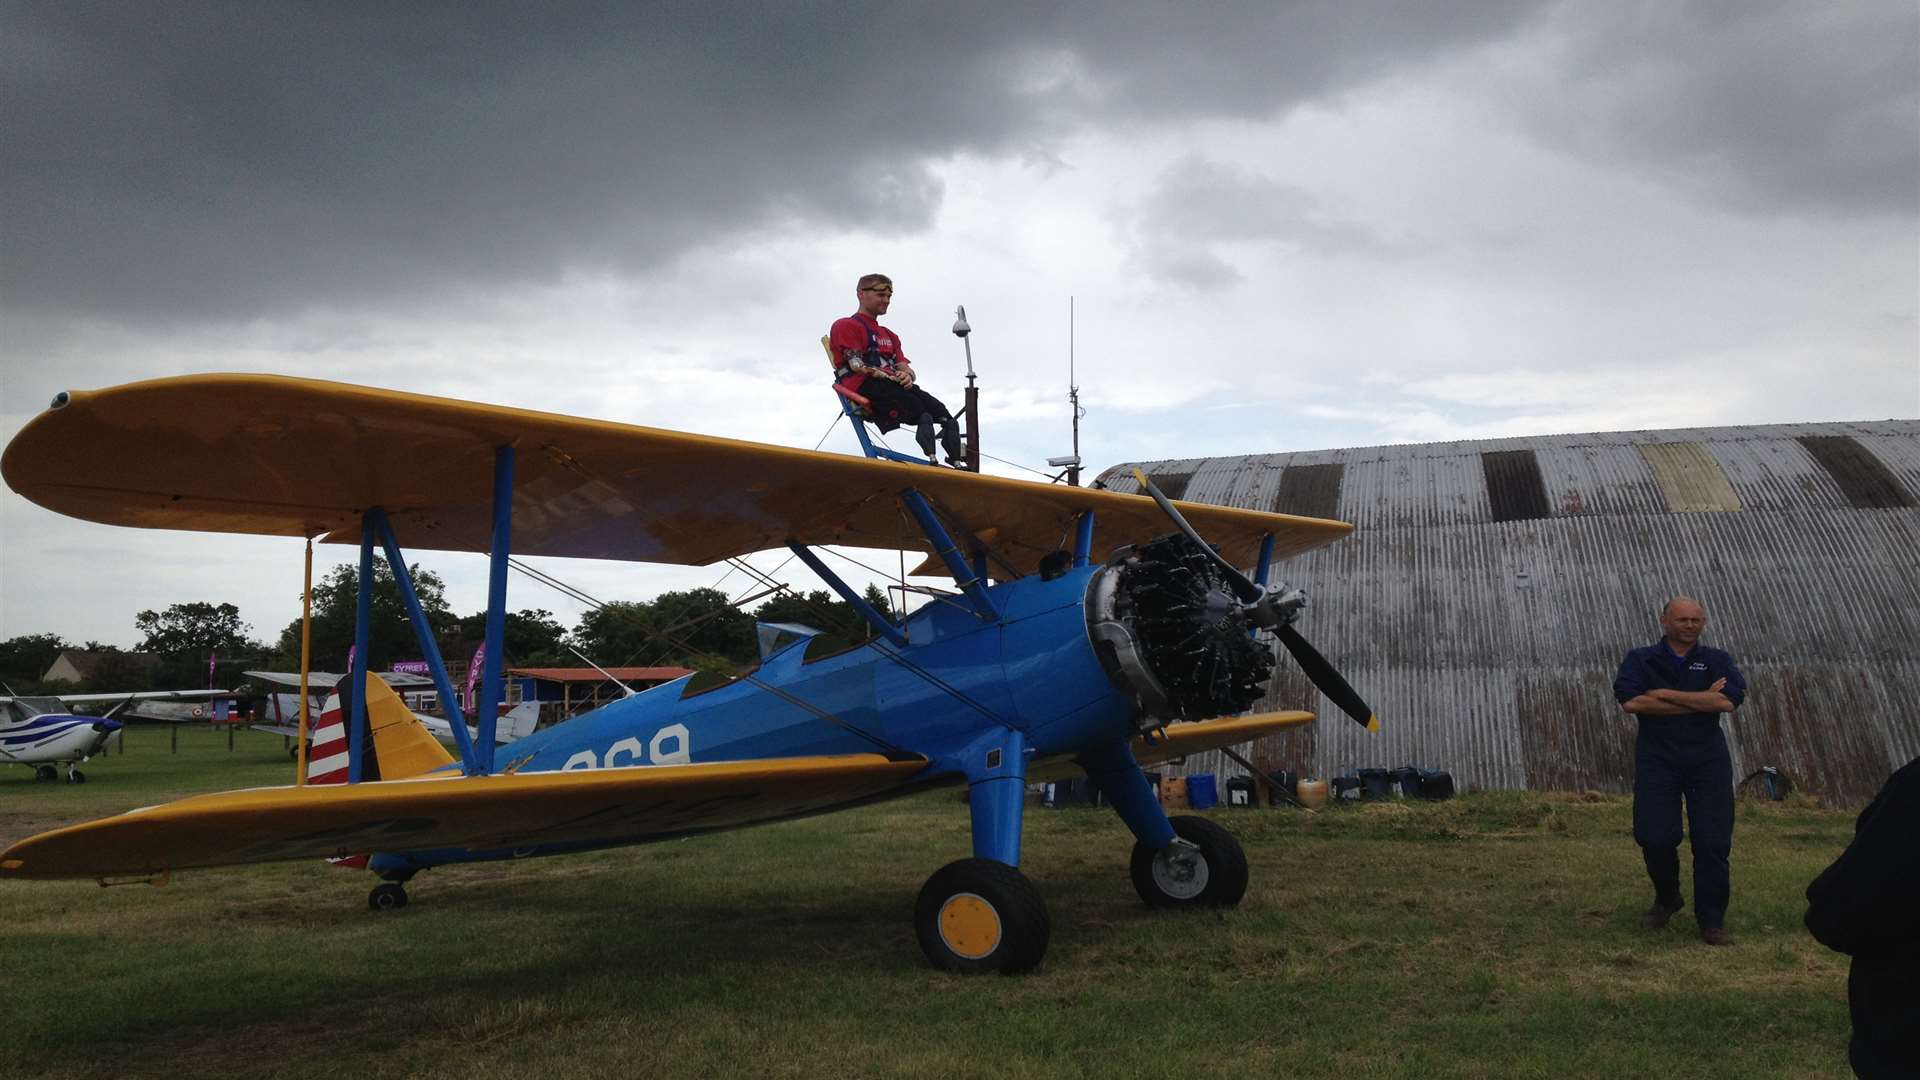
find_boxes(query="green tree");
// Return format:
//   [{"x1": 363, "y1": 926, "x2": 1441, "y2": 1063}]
[
  {"x1": 0, "y1": 633, "x2": 72, "y2": 686},
  {"x1": 135, "y1": 602, "x2": 268, "y2": 686},
  {"x1": 749, "y1": 586, "x2": 891, "y2": 654},
  {"x1": 274, "y1": 558, "x2": 457, "y2": 671},
  {"x1": 450, "y1": 608, "x2": 570, "y2": 667},
  {"x1": 570, "y1": 589, "x2": 757, "y2": 671}
]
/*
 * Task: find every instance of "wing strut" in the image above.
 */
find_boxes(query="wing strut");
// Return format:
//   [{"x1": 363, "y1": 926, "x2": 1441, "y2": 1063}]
[
  {"x1": 349, "y1": 517, "x2": 373, "y2": 782},
  {"x1": 900, "y1": 489, "x2": 999, "y2": 620},
  {"x1": 475, "y1": 446, "x2": 515, "y2": 768},
  {"x1": 371, "y1": 507, "x2": 482, "y2": 775}
]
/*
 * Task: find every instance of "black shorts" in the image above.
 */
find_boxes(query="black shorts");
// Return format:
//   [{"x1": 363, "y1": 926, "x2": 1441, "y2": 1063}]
[{"x1": 858, "y1": 379, "x2": 952, "y2": 433}]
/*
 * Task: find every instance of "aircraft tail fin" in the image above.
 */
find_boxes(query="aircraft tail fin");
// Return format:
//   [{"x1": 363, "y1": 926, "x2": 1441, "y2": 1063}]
[
  {"x1": 365, "y1": 675, "x2": 456, "y2": 779},
  {"x1": 305, "y1": 674, "x2": 455, "y2": 785},
  {"x1": 306, "y1": 693, "x2": 352, "y2": 785},
  {"x1": 495, "y1": 700, "x2": 541, "y2": 743}
]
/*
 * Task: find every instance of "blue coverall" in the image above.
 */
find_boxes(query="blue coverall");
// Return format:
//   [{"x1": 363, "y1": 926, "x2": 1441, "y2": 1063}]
[{"x1": 1613, "y1": 640, "x2": 1747, "y2": 929}]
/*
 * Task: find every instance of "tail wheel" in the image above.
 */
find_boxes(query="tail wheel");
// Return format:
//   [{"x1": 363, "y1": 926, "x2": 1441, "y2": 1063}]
[
  {"x1": 1131, "y1": 815, "x2": 1248, "y2": 909},
  {"x1": 914, "y1": 858, "x2": 1050, "y2": 974}
]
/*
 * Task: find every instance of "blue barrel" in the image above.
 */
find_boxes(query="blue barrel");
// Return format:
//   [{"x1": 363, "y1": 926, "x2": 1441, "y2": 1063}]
[{"x1": 1186, "y1": 773, "x2": 1219, "y2": 810}]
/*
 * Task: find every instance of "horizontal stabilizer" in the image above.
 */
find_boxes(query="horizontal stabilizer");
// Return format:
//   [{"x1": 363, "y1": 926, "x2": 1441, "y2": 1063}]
[{"x1": 0, "y1": 753, "x2": 929, "y2": 881}]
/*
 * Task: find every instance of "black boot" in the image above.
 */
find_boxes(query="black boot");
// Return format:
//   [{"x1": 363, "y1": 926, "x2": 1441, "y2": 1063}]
[
  {"x1": 940, "y1": 420, "x2": 964, "y2": 467},
  {"x1": 915, "y1": 415, "x2": 938, "y2": 459}
]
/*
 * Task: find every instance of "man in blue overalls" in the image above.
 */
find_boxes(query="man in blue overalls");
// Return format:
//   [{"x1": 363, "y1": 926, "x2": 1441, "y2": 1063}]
[{"x1": 1613, "y1": 596, "x2": 1747, "y2": 946}]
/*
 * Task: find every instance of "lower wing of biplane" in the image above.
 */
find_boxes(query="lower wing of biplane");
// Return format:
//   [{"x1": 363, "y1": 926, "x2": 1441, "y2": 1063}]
[{"x1": 2, "y1": 374, "x2": 1372, "y2": 973}]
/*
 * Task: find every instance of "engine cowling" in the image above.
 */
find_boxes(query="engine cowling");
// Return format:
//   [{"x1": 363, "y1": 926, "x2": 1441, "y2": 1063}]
[{"x1": 1085, "y1": 533, "x2": 1275, "y2": 727}]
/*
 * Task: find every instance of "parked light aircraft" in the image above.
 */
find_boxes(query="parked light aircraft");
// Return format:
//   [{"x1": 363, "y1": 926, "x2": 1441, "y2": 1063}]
[
  {"x1": 0, "y1": 689, "x2": 233, "y2": 782},
  {"x1": 245, "y1": 670, "x2": 542, "y2": 752},
  {"x1": 0, "y1": 374, "x2": 1376, "y2": 972}
]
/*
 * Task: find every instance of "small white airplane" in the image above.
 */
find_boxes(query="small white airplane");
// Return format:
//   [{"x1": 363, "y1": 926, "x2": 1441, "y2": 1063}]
[
  {"x1": 0, "y1": 689, "x2": 234, "y2": 783},
  {"x1": 244, "y1": 670, "x2": 542, "y2": 752}
]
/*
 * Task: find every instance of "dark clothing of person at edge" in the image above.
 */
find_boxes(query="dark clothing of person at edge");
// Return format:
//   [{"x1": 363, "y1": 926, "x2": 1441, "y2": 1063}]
[
  {"x1": 1613, "y1": 602, "x2": 1747, "y2": 940},
  {"x1": 830, "y1": 275, "x2": 962, "y2": 465},
  {"x1": 1806, "y1": 757, "x2": 1920, "y2": 1080}
]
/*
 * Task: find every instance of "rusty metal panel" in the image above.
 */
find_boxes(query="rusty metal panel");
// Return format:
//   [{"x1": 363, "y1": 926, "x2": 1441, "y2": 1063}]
[{"x1": 1111, "y1": 420, "x2": 1920, "y2": 806}]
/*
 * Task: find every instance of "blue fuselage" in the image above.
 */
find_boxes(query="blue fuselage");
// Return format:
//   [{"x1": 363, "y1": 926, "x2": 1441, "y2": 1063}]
[
  {"x1": 373, "y1": 566, "x2": 1134, "y2": 874},
  {"x1": 500, "y1": 564, "x2": 1130, "y2": 775}
]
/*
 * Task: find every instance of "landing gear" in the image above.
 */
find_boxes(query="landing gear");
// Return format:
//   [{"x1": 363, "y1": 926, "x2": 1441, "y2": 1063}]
[
  {"x1": 1131, "y1": 815, "x2": 1248, "y2": 909},
  {"x1": 914, "y1": 858, "x2": 1050, "y2": 974},
  {"x1": 35, "y1": 765, "x2": 58, "y2": 782},
  {"x1": 367, "y1": 882, "x2": 409, "y2": 911},
  {"x1": 65, "y1": 764, "x2": 86, "y2": 784}
]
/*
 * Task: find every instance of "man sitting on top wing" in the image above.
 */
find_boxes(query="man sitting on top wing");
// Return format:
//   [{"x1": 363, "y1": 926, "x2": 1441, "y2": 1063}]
[{"x1": 830, "y1": 273, "x2": 963, "y2": 466}]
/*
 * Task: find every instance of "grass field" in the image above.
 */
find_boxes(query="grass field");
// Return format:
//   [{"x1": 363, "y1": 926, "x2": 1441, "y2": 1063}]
[{"x1": 0, "y1": 728, "x2": 1858, "y2": 1080}]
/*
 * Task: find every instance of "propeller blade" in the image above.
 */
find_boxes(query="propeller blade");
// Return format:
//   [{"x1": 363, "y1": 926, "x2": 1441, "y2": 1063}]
[
  {"x1": 1277, "y1": 625, "x2": 1379, "y2": 731},
  {"x1": 1130, "y1": 469, "x2": 1263, "y2": 604}
]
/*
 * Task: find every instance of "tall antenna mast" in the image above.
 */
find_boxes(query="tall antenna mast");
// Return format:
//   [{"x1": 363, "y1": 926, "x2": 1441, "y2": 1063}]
[{"x1": 1068, "y1": 296, "x2": 1082, "y2": 487}]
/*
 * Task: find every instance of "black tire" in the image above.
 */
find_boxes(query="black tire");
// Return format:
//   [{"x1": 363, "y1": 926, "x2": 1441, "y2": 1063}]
[
  {"x1": 67, "y1": 768, "x2": 86, "y2": 784},
  {"x1": 368, "y1": 882, "x2": 409, "y2": 912},
  {"x1": 914, "y1": 858, "x2": 1050, "y2": 974},
  {"x1": 35, "y1": 765, "x2": 58, "y2": 782},
  {"x1": 1130, "y1": 815, "x2": 1248, "y2": 909}
]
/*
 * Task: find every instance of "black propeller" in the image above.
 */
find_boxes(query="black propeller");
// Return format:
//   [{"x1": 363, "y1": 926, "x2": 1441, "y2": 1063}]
[{"x1": 1131, "y1": 469, "x2": 1379, "y2": 732}]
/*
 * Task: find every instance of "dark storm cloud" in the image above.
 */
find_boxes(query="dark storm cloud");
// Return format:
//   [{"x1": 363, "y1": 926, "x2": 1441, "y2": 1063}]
[
  {"x1": 1126, "y1": 155, "x2": 1395, "y2": 286},
  {"x1": 1522, "y1": 1, "x2": 1919, "y2": 217},
  {"x1": 2, "y1": 1, "x2": 1545, "y2": 323}
]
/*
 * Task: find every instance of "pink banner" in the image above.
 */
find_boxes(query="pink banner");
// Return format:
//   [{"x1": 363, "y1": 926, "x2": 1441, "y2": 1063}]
[{"x1": 465, "y1": 642, "x2": 485, "y2": 713}]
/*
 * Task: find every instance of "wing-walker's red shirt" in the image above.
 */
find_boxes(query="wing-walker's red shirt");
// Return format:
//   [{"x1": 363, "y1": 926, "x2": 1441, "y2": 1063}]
[{"x1": 829, "y1": 312, "x2": 908, "y2": 394}]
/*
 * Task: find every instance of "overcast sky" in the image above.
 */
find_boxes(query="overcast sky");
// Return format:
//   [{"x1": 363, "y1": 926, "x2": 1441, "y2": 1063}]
[{"x1": 3, "y1": 1, "x2": 1916, "y2": 654}]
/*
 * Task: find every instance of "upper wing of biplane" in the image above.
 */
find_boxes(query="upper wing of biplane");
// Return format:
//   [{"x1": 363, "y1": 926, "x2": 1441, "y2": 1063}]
[
  {"x1": 0, "y1": 752, "x2": 932, "y2": 881},
  {"x1": 2, "y1": 374, "x2": 1349, "y2": 577}
]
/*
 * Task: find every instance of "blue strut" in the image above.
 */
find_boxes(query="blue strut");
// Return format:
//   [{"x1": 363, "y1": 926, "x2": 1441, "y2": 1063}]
[{"x1": 1078, "y1": 739, "x2": 1175, "y2": 849}]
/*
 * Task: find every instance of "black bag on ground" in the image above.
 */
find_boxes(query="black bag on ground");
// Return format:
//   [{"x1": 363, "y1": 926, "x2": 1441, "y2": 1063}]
[
  {"x1": 1418, "y1": 769, "x2": 1456, "y2": 800},
  {"x1": 1391, "y1": 766, "x2": 1422, "y2": 798},
  {"x1": 1332, "y1": 774, "x2": 1363, "y2": 800},
  {"x1": 1358, "y1": 767, "x2": 1395, "y2": 799}
]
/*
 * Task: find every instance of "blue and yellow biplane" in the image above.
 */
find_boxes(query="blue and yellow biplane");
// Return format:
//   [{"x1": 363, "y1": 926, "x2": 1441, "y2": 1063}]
[{"x1": 0, "y1": 374, "x2": 1374, "y2": 973}]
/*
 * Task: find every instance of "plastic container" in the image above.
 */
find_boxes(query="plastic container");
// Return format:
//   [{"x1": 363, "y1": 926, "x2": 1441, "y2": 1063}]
[
  {"x1": 1186, "y1": 773, "x2": 1219, "y2": 810},
  {"x1": 1225, "y1": 777, "x2": 1257, "y2": 807},
  {"x1": 1296, "y1": 778, "x2": 1329, "y2": 809}
]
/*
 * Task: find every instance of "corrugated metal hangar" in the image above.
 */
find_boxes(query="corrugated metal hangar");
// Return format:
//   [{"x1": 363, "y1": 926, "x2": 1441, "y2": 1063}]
[{"x1": 1096, "y1": 420, "x2": 1920, "y2": 807}]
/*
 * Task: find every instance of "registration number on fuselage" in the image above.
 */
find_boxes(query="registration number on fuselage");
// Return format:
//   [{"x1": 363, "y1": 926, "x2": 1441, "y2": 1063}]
[{"x1": 558, "y1": 722, "x2": 692, "y2": 771}]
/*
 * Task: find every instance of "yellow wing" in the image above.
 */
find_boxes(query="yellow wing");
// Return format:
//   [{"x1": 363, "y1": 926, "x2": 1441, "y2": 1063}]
[
  {"x1": 1027, "y1": 710, "x2": 1316, "y2": 782},
  {"x1": 0, "y1": 754, "x2": 929, "y2": 881},
  {"x1": 2, "y1": 374, "x2": 1350, "y2": 577}
]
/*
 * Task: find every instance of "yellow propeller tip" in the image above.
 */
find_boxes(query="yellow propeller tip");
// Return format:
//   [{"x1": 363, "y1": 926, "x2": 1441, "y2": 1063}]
[
  {"x1": 1366, "y1": 715, "x2": 1381, "y2": 733},
  {"x1": 1131, "y1": 467, "x2": 1150, "y2": 486}
]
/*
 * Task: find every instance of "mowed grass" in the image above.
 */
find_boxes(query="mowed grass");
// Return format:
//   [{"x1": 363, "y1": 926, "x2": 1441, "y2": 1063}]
[{"x1": 0, "y1": 729, "x2": 1858, "y2": 1080}]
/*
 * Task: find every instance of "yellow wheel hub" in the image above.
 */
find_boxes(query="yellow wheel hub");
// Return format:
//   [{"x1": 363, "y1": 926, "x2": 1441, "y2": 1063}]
[{"x1": 937, "y1": 892, "x2": 1002, "y2": 959}]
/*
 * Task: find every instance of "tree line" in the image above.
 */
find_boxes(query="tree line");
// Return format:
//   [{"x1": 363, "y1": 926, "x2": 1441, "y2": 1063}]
[{"x1": 0, "y1": 557, "x2": 891, "y2": 694}]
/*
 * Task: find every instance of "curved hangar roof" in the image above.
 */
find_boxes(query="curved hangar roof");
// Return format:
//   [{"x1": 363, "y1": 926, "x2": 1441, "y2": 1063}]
[{"x1": 1100, "y1": 420, "x2": 1920, "y2": 806}]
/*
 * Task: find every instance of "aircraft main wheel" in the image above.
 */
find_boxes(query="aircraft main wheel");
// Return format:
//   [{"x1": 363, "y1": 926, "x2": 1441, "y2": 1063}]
[
  {"x1": 35, "y1": 765, "x2": 57, "y2": 782},
  {"x1": 66, "y1": 768, "x2": 87, "y2": 784},
  {"x1": 1131, "y1": 815, "x2": 1248, "y2": 909},
  {"x1": 914, "y1": 858, "x2": 1050, "y2": 974},
  {"x1": 368, "y1": 882, "x2": 409, "y2": 912}
]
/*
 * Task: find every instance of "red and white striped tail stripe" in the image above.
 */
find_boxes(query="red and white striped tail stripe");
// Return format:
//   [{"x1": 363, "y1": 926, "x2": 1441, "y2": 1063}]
[
  {"x1": 306, "y1": 693, "x2": 351, "y2": 785},
  {"x1": 307, "y1": 692, "x2": 369, "y2": 868}
]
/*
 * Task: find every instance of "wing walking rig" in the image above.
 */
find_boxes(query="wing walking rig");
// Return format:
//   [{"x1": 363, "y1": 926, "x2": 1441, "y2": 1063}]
[{"x1": 0, "y1": 374, "x2": 1376, "y2": 973}]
